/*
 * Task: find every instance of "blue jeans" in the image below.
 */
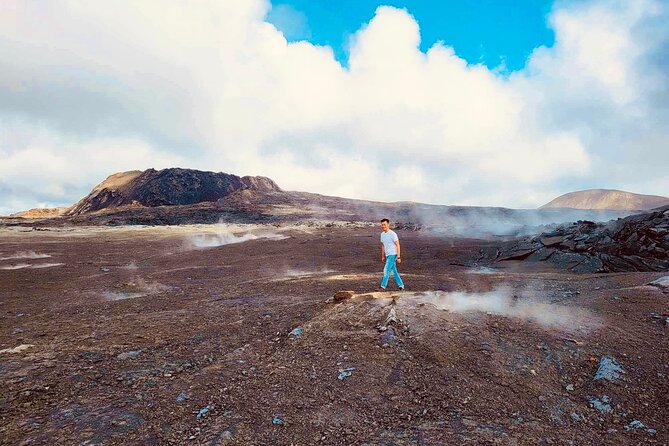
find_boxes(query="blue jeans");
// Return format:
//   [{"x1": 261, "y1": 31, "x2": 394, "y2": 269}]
[{"x1": 381, "y1": 255, "x2": 404, "y2": 289}]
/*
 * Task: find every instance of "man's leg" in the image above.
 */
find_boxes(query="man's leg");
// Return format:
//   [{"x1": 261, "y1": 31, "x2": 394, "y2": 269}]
[
  {"x1": 380, "y1": 255, "x2": 395, "y2": 289},
  {"x1": 390, "y1": 259, "x2": 404, "y2": 289}
]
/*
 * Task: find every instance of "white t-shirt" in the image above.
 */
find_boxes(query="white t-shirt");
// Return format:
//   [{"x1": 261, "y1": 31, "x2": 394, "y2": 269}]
[{"x1": 380, "y1": 230, "x2": 399, "y2": 256}]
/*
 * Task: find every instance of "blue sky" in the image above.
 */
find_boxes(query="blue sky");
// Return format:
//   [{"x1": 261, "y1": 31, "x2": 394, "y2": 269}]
[{"x1": 266, "y1": 0, "x2": 555, "y2": 71}]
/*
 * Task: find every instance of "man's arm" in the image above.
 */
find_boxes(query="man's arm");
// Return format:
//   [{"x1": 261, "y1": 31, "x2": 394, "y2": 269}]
[
  {"x1": 381, "y1": 243, "x2": 385, "y2": 262},
  {"x1": 394, "y1": 240, "x2": 401, "y2": 261}
]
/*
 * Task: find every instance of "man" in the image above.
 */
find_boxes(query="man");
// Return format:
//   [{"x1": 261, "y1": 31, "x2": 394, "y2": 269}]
[{"x1": 378, "y1": 218, "x2": 404, "y2": 291}]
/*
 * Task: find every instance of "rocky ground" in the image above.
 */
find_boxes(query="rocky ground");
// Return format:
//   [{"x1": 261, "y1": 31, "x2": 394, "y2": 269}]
[{"x1": 1, "y1": 224, "x2": 668, "y2": 445}]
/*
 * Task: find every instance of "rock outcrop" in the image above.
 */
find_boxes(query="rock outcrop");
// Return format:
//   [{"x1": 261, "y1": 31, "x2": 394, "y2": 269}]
[
  {"x1": 66, "y1": 168, "x2": 281, "y2": 216},
  {"x1": 541, "y1": 189, "x2": 669, "y2": 211},
  {"x1": 483, "y1": 206, "x2": 669, "y2": 273}
]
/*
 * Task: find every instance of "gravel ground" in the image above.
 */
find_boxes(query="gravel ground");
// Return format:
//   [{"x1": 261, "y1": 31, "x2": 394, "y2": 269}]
[{"x1": 1, "y1": 225, "x2": 667, "y2": 445}]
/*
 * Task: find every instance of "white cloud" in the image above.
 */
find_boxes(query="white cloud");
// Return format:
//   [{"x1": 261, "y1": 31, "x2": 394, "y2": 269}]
[
  {"x1": 513, "y1": 0, "x2": 669, "y2": 184},
  {"x1": 0, "y1": 0, "x2": 666, "y2": 213},
  {"x1": 0, "y1": 120, "x2": 186, "y2": 213}
]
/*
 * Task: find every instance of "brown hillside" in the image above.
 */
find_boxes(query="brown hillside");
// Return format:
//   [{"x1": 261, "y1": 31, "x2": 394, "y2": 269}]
[{"x1": 541, "y1": 189, "x2": 669, "y2": 211}]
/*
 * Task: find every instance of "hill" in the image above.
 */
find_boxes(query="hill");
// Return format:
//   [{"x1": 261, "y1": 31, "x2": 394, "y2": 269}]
[
  {"x1": 541, "y1": 189, "x2": 669, "y2": 211},
  {"x1": 9, "y1": 207, "x2": 69, "y2": 218},
  {"x1": 4, "y1": 168, "x2": 636, "y2": 237},
  {"x1": 66, "y1": 168, "x2": 281, "y2": 216},
  {"x1": 0, "y1": 168, "x2": 631, "y2": 237}
]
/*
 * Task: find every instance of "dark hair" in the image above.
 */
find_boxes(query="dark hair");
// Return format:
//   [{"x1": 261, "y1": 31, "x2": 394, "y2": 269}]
[{"x1": 380, "y1": 218, "x2": 390, "y2": 224}]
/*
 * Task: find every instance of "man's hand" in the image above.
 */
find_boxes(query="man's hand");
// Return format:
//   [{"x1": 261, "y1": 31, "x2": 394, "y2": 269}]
[
  {"x1": 396, "y1": 257, "x2": 401, "y2": 264},
  {"x1": 381, "y1": 256, "x2": 386, "y2": 263}
]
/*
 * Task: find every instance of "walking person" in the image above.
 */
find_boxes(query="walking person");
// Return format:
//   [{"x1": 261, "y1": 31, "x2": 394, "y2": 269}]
[{"x1": 378, "y1": 218, "x2": 404, "y2": 291}]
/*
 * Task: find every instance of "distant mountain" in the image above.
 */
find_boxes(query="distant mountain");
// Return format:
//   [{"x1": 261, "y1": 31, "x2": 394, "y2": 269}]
[
  {"x1": 10, "y1": 207, "x2": 69, "y2": 218},
  {"x1": 66, "y1": 168, "x2": 281, "y2": 216},
  {"x1": 541, "y1": 189, "x2": 669, "y2": 211},
  {"x1": 5, "y1": 168, "x2": 637, "y2": 237}
]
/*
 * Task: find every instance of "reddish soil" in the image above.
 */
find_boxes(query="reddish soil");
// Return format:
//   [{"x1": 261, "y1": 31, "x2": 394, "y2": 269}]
[{"x1": 0, "y1": 225, "x2": 667, "y2": 445}]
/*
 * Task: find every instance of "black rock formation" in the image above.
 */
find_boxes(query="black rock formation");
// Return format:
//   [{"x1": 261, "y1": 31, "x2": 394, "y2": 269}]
[
  {"x1": 482, "y1": 206, "x2": 669, "y2": 273},
  {"x1": 67, "y1": 168, "x2": 281, "y2": 215}
]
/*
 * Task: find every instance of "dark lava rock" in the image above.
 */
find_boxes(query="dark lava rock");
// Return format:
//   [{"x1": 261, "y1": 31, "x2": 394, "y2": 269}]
[
  {"x1": 67, "y1": 168, "x2": 281, "y2": 215},
  {"x1": 482, "y1": 207, "x2": 669, "y2": 273},
  {"x1": 381, "y1": 326, "x2": 399, "y2": 345},
  {"x1": 540, "y1": 236, "x2": 564, "y2": 247}
]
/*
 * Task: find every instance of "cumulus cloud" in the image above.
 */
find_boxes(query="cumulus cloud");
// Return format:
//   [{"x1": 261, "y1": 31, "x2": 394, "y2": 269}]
[
  {"x1": 513, "y1": 0, "x2": 669, "y2": 187},
  {"x1": 0, "y1": 0, "x2": 666, "y2": 213}
]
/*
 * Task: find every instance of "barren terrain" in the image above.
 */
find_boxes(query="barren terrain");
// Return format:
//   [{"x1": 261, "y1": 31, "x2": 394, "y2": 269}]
[{"x1": 1, "y1": 224, "x2": 667, "y2": 445}]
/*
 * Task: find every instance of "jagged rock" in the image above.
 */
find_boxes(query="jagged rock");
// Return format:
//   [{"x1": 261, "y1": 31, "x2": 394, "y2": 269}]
[
  {"x1": 526, "y1": 248, "x2": 556, "y2": 262},
  {"x1": 571, "y1": 255, "x2": 604, "y2": 274},
  {"x1": 499, "y1": 249, "x2": 536, "y2": 261},
  {"x1": 548, "y1": 251, "x2": 590, "y2": 271},
  {"x1": 484, "y1": 207, "x2": 669, "y2": 273},
  {"x1": 498, "y1": 242, "x2": 537, "y2": 261},
  {"x1": 540, "y1": 236, "x2": 563, "y2": 247},
  {"x1": 562, "y1": 239, "x2": 577, "y2": 250}
]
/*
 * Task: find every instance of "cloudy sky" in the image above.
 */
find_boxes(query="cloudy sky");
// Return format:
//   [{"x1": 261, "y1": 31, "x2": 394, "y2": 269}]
[{"x1": 1, "y1": 0, "x2": 667, "y2": 214}]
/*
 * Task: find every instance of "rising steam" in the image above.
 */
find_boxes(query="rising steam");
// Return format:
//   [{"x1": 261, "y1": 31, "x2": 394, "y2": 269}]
[
  {"x1": 0, "y1": 251, "x2": 51, "y2": 260},
  {"x1": 189, "y1": 227, "x2": 287, "y2": 248},
  {"x1": 100, "y1": 277, "x2": 170, "y2": 301},
  {"x1": 0, "y1": 262, "x2": 63, "y2": 270},
  {"x1": 407, "y1": 207, "x2": 632, "y2": 238},
  {"x1": 405, "y1": 287, "x2": 601, "y2": 332}
]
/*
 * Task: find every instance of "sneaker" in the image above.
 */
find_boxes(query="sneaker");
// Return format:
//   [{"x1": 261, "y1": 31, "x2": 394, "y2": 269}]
[
  {"x1": 376, "y1": 287, "x2": 386, "y2": 292},
  {"x1": 399, "y1": 287, "x2": 405, "y2": 291}
]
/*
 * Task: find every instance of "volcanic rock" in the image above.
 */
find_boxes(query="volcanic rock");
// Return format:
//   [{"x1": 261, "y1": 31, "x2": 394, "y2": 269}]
[
  {"x1": 66, "y1": 168, "x2": 281, "y2": 215},
  {"x1": 539, "y1": 236, "x2": 563, "y2": 247},
  {"x1": 484, "y1": 206, "x2": 669, "y2": 273}
]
